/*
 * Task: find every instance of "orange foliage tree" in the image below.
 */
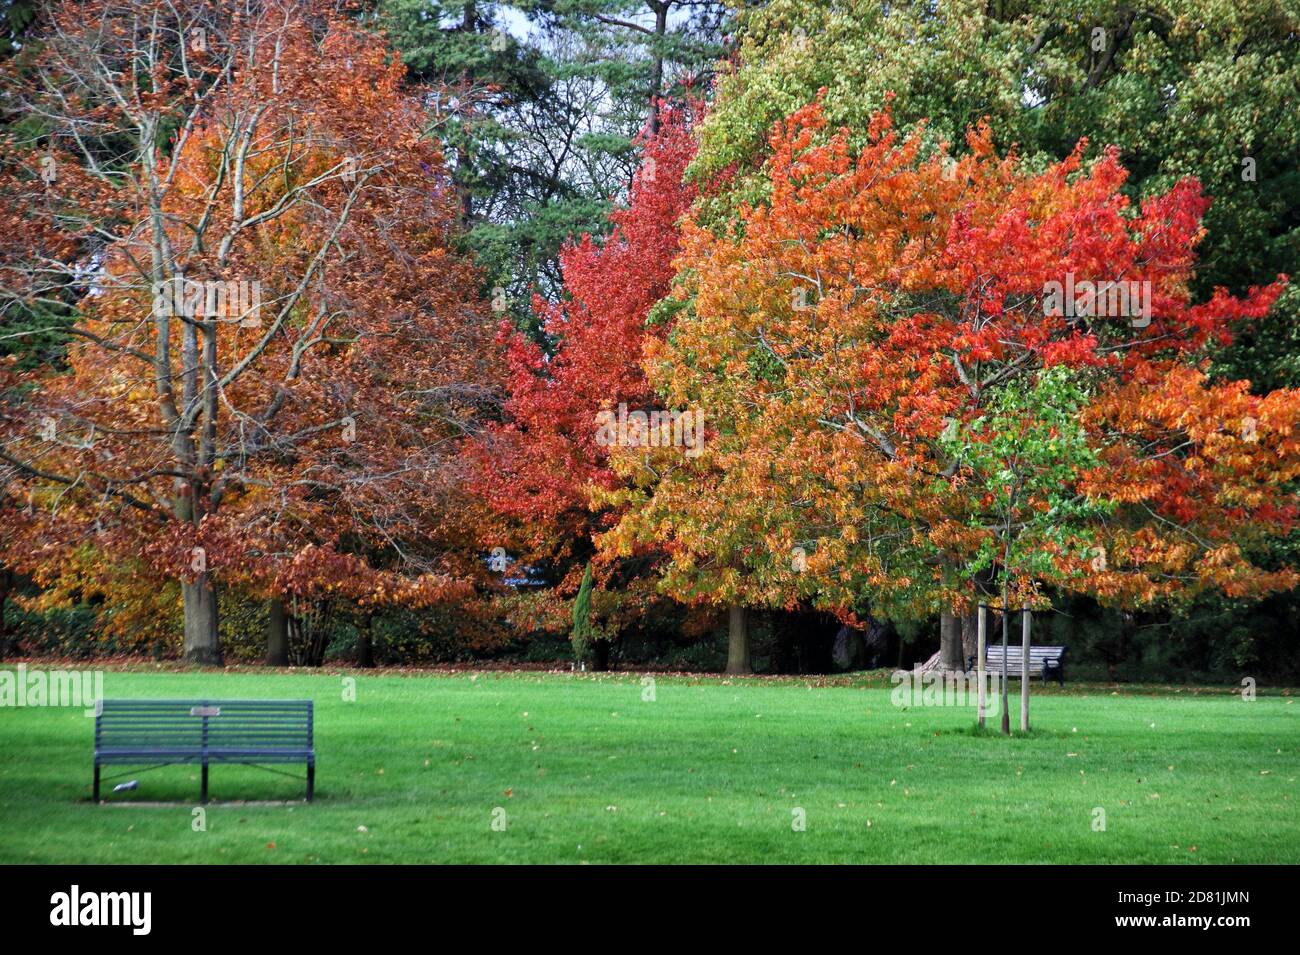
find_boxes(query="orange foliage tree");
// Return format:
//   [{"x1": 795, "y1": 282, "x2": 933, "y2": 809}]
[
  {"x1": 0, "y1": 1, "x2": 495, "y2": 662},
  {"x1": 601, "y1": 100, "x2": 1299, "y2": 669}
]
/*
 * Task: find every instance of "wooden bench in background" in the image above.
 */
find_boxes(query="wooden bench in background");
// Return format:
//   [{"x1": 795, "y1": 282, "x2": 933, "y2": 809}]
[{"x1": 973, "y1": 646, "x2": 1067, "y2": 685}]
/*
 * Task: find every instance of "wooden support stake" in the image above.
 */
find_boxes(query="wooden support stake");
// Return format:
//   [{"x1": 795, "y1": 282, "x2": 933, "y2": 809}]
[
  {"x1": 976, "y1": 604, "x2": 987, "y2": 728},
  {"x1": 1020, "y1": 609, "x2": 1031, "y2": 732}
]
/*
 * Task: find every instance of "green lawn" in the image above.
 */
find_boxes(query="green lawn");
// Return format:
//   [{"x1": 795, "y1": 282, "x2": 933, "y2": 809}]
[{"x1": 0, "y1": 667, "x2": 1296, "y2": 863}]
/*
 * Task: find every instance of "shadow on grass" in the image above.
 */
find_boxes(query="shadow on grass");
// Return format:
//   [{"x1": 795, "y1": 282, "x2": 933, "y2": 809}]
[{"x1": 950, "y1": 724, "x2": 1072, "y2": 740}]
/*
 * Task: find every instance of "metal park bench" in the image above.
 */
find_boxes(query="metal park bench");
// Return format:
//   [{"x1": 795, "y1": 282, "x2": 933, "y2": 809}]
[
  {"x1": 93, "y1": 699, "x2": 314, "y2": 803},
  {"x1": 977, "y1": 645, "x2": 1067, "y2": 685}
]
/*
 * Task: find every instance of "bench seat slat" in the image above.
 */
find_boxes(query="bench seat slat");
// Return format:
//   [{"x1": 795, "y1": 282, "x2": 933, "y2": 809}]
[{"x1": 97, "y1": 751, "x2": 314, "y2": 761}]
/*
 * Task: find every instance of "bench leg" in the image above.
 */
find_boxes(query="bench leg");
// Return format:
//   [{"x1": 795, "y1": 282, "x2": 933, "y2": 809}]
[
  {"x1": 93, "y1": 763, "x2": 100, "y2": 803},
  {"x1": 201, "y1": 761, "x2": 209, "y2": 804},
  {"x1": 306, "y1": 763, "x2": 314, "y2": 802}
]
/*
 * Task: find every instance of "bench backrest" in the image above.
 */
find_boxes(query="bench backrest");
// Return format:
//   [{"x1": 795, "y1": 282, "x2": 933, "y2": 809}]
[
  {"x1": 95, "y1": 699, "x2": 313, "y2": 752},
  {"x1": 984, "y1": 646, "x2": 1065, "y2": 665}
]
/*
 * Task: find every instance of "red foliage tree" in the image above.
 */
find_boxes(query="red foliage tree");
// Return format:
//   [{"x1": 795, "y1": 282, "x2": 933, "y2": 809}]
[
  {"x1": 478, "y1": 107, "x2": 699, "y2": 543},
  {"x1": 467, "y1": 105, "x2": 702, "y2": 660}
]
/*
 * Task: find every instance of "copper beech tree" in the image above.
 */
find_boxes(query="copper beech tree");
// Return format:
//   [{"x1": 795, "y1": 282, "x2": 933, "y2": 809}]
[
  {"x1": 601, "y1": 100, "x2": 1300, "y2": 669},
  {"x1": 0, "y1": 1, "x2": 496, "y2": 663}
]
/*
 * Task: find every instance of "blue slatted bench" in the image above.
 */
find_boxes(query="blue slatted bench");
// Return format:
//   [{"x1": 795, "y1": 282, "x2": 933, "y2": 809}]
[{"x1": 94, "y1": 699, "x2": 314, "y2": 803}]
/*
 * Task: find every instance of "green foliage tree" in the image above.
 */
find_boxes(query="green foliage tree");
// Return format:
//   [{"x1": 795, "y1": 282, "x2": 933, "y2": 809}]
[
  {"x1": 944, "y1": 370, "x2": 1110, "y2": 616},
  {"x1": 540, "y1": 0, "x2": 728, "y2": 130},
  {"x1": 383, "y1": 0, "x2": 728, "y2": 322},
  {"x1": 381, "y1": 1, "x2": 551, "y2": 221},
  {"x1": 942, "y1": 368, "x2": 1112, "y2": 731},
  {"x1": 0, "y1": 0, "x2": 36, "y2": 57}
]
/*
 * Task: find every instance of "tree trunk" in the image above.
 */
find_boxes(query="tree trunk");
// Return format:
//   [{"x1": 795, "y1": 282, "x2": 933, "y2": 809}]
[
  {"x1": 976, "y1": 604, "x2": 987, "y2": 728},
  {"x1": 960, "y1": 609, "x2": 979, "y2": 668},
  {"x1": 0, "y1": 567, "x2": 14, "y2": 657},
  {"x1": 726, "y1": 604, "x2": 751, "y2": 674},
  {"x1": 647, "y1": 1, "x2": 668, "y2": 132},
  {"x1": 999, "y1": 593, "x2": 1010, "y2": 735},
  {"x1": 939, "y1": 610, "x2": 964, "y2": 671},
  {"x1": 182, "y1": 575, "x2": 222, "y2": 665},
  {"x1": 266, "y1": 596, "x2": 289, "y2": 666},
  {"x1": 457, "y1": 0, "x2": 477, "y2": 226}
]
